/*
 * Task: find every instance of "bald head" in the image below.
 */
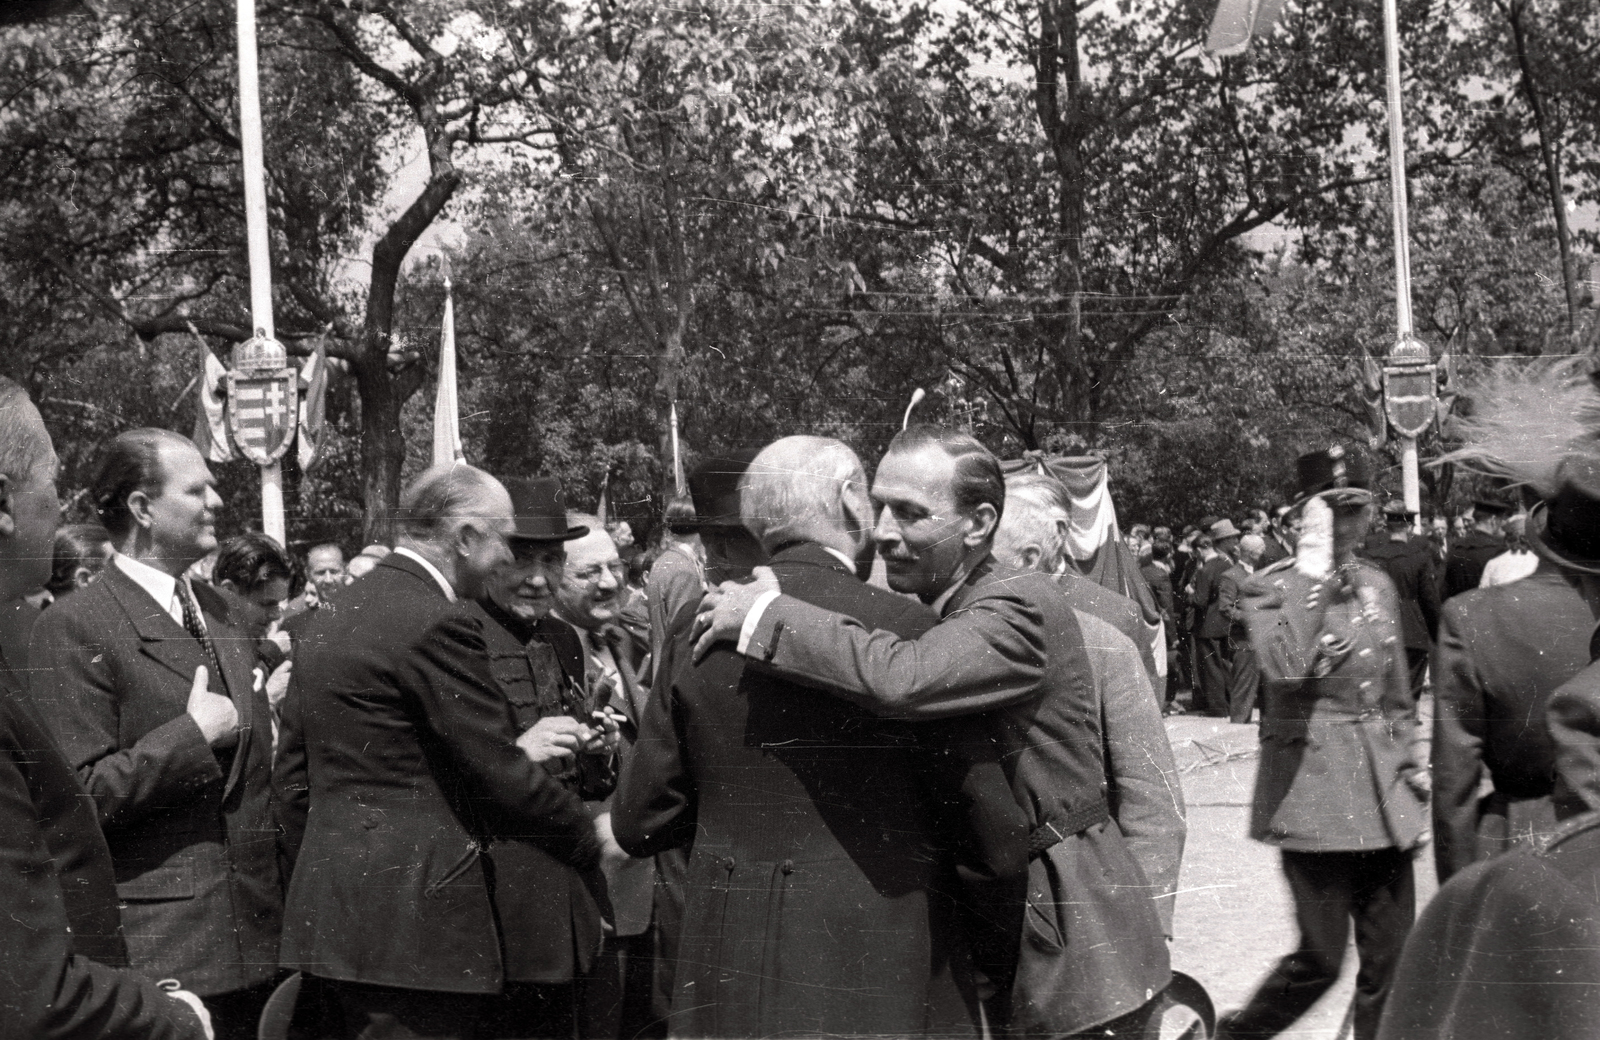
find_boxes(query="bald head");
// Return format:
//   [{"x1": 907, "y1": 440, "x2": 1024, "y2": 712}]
[
  {"x1": 396, "y1": 463, "x2": 514, "y2": 599},
  {"x1": 740, "y1": 436, "x2": 872, "y2": 561},
  {"x1": 0, "y1": 379, "x2": 59, "y2": 600}
]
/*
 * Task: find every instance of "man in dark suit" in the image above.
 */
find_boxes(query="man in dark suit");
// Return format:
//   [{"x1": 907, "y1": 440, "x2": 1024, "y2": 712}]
[
  {"x1": 1192, "y1": 520, "x2": 1241, "y2": 717},
  {"x1": 0, "y1": 381, "x2": 210, "y2": 1040},
  {"x1": 1218, "y1": 534, "x2": 1265, "y2": 724},
  {"x1": 31, "y1": 429, "x2": 280, "y2": 1040},
  {"x1": 275, "y1": 463, "x2": 604, "y2": 1039},
  {"x1": 551, "y1": 513, "x2": 676, "y2": 1039},
  {"x1": 614, "y1": 435, "x2": 1023, "y2": 1036},
  {"x1": 1433, "y1": 464, "x2": 1600, "y2": 883},
  {"x1": 1442, "y1": 497, "x2": 1510, "y2": 599},
  {"x1": 694, "y1": 426, "x2": 1169, "y2": 1039},
  {"x1": 473, "y1": 477, "x2": 619, "y2": 1040},
  {"x1": 1360, "y1": 502, "x2": 1441, "y2": 700}
]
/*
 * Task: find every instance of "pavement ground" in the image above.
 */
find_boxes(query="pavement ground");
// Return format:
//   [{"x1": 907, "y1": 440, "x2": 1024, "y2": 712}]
[{"x1": 1164, "y1": 711, "x2": 1439, "y2": 1040}]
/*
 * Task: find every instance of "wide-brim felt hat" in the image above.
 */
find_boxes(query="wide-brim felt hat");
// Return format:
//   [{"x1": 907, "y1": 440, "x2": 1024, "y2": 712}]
[
  {"x1": 1382, "y1": 500, "x2": 1417, "y2": 521},
  {"x1": 1528, "y1": 455, "x2": 1600, "y2": 576},
  {"x1": 502, "y1": 476, "x2": 588, "y2": 543},
  {"x1": 683, "y1": 448, "x2": 763, "y2": 531},
  {"x1": 1209, "y1": 519, "x2": 1242, "y2": 541},
  {"x1": 1293, "y1": 446, "x2": 1373, "y2": 507},
  {"x1": 1472, "y1": 496, "x2": 1515, "y2": 517}
]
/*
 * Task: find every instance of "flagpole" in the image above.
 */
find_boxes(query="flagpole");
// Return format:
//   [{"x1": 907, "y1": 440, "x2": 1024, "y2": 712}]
[
  {"x1": 236, "y1": 0, "x2": 284, "y2": 544},
  {"x1": 1381, "y1": 0, "x2": 1420, "y2": 516},
  {"x1": 670, "y1": 402, "x2": 684, "y2": 497}
]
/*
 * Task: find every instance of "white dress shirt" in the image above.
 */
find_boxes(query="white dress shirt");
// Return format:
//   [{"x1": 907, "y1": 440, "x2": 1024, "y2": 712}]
[{"x1": 113, "y1": 552, "x2": 207, "y2": 632}]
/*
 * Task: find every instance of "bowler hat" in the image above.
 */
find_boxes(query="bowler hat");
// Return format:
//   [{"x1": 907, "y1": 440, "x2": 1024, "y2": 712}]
[
  {"x1": 1472, "y1": 496, "x2": 1514, "y2": 517},
  {"x1": 1293, "y1": 446, "x2": 1373, "y2": 505},
  {"x1": 1529, "y1": 455, "x2": 1600, "y2": 575},
  {"x1": 685, "y1": 449, "x2": 763, "y2": 530},
  {"x1": 1208, "y1": 519, "x2": 1242, "y2": 541},
  {"x1": 503, "y1": 477, "x2": 588, "y2": 543}
]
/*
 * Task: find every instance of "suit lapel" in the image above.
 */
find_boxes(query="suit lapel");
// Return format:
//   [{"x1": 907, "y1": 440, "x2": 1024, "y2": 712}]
[
  {"x1": 192, "y1": 582, "x2": 260, "y2": 802},
  {"x1": 102, "y1": 565, "x2": 208, "y2": 685}
]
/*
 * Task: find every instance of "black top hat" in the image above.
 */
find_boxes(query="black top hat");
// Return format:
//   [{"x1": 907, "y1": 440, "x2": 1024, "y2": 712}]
[
  {"x1": 503, "y1": 477, "x2": 588, "y2": 543},
  {"x1": 685, "y1": 448, "x2": 763, "y2": 530},
  {"x1": 1294, "y1": 446, "x2": 1373, "y2": 504},
  {"x1": 1529, "y1": 455, "x2": 1600, "y2": 575},
  {"x1": 1472, "y1": 496, "x2": 1514, "y2": 517}
]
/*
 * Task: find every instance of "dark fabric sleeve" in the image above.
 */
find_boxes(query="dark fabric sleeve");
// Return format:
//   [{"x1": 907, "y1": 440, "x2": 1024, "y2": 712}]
[
  {"x1": 0, "y1": 707, "x2": 206, "y2": 1040},
  {"x1": 611, "y1": 659, "x2": 700, "y2": 858},
  {"x1": 742, "y1": 588, "x2": 1047, "y2": 719},
  {"x1": 1416, "y1": 554, "x2": 1442, "y2": 642},
  {"x1": 1547, "y1": 663, "x2": 1600, "y2": 820},
  {"x1": 28, "y1": 608, "x2": 221, "y2": 830},
  {"x1": 1432, "y1": 603, "x2": 1487, "y2": 882},
  {"x1": 402, "y1": 609, "x2": 601, "y2": 871},
  {"x1": 271, "y1": 660, "x2": 310, "y2": 872},
  {"x1": 1218, "y1": 572, "x2": 1245, "y2": 624}
]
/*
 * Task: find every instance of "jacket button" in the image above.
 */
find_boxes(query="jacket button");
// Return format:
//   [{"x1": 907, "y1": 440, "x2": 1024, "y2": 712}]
[
  {"x1": 721, "y1": 856, "x2": 736, "y2": 872},
  {"x1": 781, "y1": 860, "x2": 794, "y2": 875},
  {"x1": 363, "y1": 815, "x2": 380, "y2": 829}
]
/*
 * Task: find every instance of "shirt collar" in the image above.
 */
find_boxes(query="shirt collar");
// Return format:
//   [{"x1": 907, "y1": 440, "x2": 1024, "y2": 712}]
[
  {"x1": 392, "y1": 546, "x2": 457, "y2": 602},
  {"x1": 820, "y1": 546, "x2": 857, "y2": 572},
  {"x1": 113, "y1": 552, "x2": 181, "y2": 611}
]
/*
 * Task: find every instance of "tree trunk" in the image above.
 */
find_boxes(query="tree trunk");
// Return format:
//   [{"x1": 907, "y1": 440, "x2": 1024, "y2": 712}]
[{"x1": 1506, "y1": 0, "x2": 1582, "y2": 334}]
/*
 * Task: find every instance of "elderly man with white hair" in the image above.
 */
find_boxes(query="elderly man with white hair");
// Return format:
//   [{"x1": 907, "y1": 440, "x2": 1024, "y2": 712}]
[
  {"x1": 992, "y1": 471, "x2": 1188, "y2": 933},
  {"x1": 614, "y1": 435, "x2": 1025, "y2": 1037},
  {"x1": 275, "y1": 463, "x2": 606, "y2": 1040}
]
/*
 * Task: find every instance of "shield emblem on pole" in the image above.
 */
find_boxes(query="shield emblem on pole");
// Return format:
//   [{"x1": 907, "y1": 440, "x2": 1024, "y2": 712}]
[
  {"x1": 227, "y1": 367, "x2": 299, "y2": 465},
  {"x1": 1383, "y1": 334, "x2": 1436, "y2": 440}
]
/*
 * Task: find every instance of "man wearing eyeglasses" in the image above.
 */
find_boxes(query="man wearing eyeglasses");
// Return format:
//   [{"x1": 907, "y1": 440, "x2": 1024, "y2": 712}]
[{"x1": 554, "y1": 515, "x2": 675, "y2": 1039}]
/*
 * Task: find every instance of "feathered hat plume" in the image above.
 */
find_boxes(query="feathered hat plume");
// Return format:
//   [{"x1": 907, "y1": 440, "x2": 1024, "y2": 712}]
[{"x1": 1434, "y1": 356, "x2": 1600, "y2": 499}]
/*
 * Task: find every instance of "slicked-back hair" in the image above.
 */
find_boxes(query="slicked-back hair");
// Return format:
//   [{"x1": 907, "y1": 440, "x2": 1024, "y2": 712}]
[
  {"x1": 887, "y1": 425, "x2": 1005, "y2": 527},
  {"x1": 46, "y1": 524, "x2": 112, "y2": 597},
  {"x1": 0, "y1": 377, "x2": 51, "y2": 487},
  {"x1": 663, "y1": 494, "x2": 699, "y2": 536},
  {"x1": 92, "y1": 428, "x2": 194, "y2": 540},
  {"x1": 739, "y1": 436, "x2": 867, "y2": 554},
  {"x1": 214, "y1": 532, "x2": 294, "y2": 595},
  {"x1": 1000, "y1": 472, "x2": 1071, "y2": 572},
  {"x1": 396, "y1": 463, "x2": 506, "y2": 541}
]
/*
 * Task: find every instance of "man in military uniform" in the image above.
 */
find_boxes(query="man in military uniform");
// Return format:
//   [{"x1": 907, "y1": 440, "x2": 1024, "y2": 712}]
[
  {"x1": 1442, "y1": 497, "x2": 1510, "y2": 599},
  {"x1": 1218, "y1": 449, "x2": 1428, "y2": 1040},
  {"x1": 1361, "y1": 502, "x2": 1441, "y2": 699}
]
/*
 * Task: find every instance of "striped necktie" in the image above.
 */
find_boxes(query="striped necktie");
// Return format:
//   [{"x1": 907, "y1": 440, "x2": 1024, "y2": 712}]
[{"x1": 176, "y1": 580, "x2": 228, "y2": 698}]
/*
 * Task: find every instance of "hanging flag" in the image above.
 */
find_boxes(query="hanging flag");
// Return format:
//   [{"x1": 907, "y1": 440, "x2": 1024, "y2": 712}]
[
  {"x1": 670, "y1": 402, "x2": 686, "y2": 496},
  {"x1": 1205, "y1": 0, "x2": 1288, "y2": 56},
  {"x1": 432, "y1": 271, "x2": 464, "y2": 467},
  {"x1": 298, "y1": 330, "x2": 329, "y2": 471},
  {"x1": 189, "y1": 325, "x2": 234, "y2": 462}
]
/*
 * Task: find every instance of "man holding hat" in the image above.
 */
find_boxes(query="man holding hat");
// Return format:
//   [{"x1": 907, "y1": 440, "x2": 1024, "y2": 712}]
[
  {"x1": 1360, "y1": 501, "x2": 1441, "y2": 700},
  {"x1": 474, "y1": 477, "x2": 621, "y2": 1040},
  {"x1": 1442, "y1": 497, "x2": 1510, "y2": 600},
  {"x1": 1218, "y1": 447, "x2": 1428, "y2": 1040},
  {"x1": 1190, "y1": 518, "x2": 1242, "y2": 717}
]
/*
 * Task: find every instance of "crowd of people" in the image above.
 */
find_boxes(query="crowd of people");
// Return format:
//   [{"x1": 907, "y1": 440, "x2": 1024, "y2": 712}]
[{"x1": 2, "y1": 363, "x2": 1600, "y2": 1040}]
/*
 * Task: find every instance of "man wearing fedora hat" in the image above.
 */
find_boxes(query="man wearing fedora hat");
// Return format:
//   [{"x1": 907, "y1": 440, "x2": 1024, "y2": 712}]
[
  {"x1": 1442, "y1": 496, "x2": 1510, "y2": 600},
  {"x1": 1190, "y1": 518, "x2": 1242, "y2": 717},
  {"x1": 474, "y1": 477, "x2": 622, "y2": 1040},
  {"x1": 1360, "y1": 501, "x2": 1441, "y2": 701},
  {"x1": 1433, "y1": 462, "x2": 1600, "y2": 883},
  {"x1": 1427, "y1": 360, "x2": 1600, "y2": 885},
  {"x1": 1219, "y1": 447, "x2": 1428, "y2": 1040}
]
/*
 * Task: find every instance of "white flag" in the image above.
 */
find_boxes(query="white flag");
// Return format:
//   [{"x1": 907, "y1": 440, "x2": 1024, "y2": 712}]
[
  {"x1": 432, "y1": 276, "x2": 463, "y2": 468},
  {"x1": 1206, "y1": 0, "x2": 1288, "y2": 57}
]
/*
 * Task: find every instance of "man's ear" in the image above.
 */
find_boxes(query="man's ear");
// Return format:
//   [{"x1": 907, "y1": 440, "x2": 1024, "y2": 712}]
[
  {"x1": 125, "y1": 489, "x2": 155, "y2": 532},
  {"x1": 1018, "y1": 543, "x2": 1043, "y2": 571},
  {"x1": 0, "y1": 474, "x2": 14, "y2": 539},
  {"x1": 964, "y1": 502, "x2": 999, "y2": 547}
]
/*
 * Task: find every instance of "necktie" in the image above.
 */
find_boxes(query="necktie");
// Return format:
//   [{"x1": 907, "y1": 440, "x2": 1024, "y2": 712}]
[{"x1": 176, "y1": 580, "x2": 228, "y2": 697}]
